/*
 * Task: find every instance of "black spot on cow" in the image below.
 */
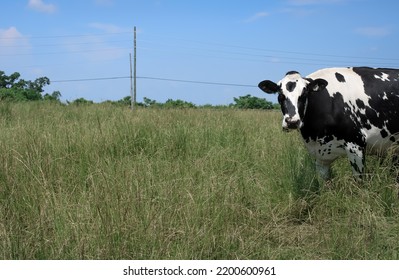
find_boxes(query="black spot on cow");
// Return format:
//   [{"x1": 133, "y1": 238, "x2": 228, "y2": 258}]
[
  {"x1": 380, "y1": 129, "x2": 388, "y2": 138},
  {"x1": 365, "y1": 106, "x2": 383, "y2": 128},
  {"x1": 286, "y1": 70, "x2": 299, "y2": 76},
  {"x1": 301, "y1": 90, "x2": 365, "y2": 147},
  {"x1": 323, "y1": 135, "x2": 334, "y2": 144},
  {"x1": 356, "y1": 99, "x2": 366, "y2": 109},
  {"x1": 284, "y1": 97, "x2": 297, "y2": 118},
  {"x1": 335, "y1": 72, "x2": 346, "y2": 83},
  {"x1": 349, "y1": 159, "x2": 362, "y2": 174},
  {"x1": 286, "y1": 81, "x2": 297, "y2": 92}
]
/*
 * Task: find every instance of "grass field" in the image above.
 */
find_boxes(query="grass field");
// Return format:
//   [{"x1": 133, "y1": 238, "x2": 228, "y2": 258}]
[{"x1": 0, "y1": 102, "x2": 399, "y2": 259}]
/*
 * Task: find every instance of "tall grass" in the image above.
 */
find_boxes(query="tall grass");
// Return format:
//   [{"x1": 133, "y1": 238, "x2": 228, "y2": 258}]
[{"x1": 0, "y1": 102, "x2": 398, "y2": 259}]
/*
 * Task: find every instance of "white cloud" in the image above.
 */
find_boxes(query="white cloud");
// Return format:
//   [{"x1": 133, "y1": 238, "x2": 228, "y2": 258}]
[
  {"x1": 244, "y1": 12, "x2": 270, "y2": 23},
  {"x1": 62, "y1": 33, "x2": 126, "y2": 63},
  {"x1": 0, "y1": 27, "x2": 23, "y2": 46},
  {"x1": 28, "y1": 0, "x2": 56, "y2": 14},
  {"x1": 63, "y1": 22, "x2": 130, "y2": 62},
  {"x1": 0, "y1": 27, "x2": 30, "y2": 48},
  {"x1": 0, "y1": 26, "x2": 32, "y2": 63},
  {"x1": 355, "y1": 27, "x2": 391, "y2": 37}
]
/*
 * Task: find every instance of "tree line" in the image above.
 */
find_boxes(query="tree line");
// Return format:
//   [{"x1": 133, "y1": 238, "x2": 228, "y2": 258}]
[
  {"x1": 102, "y1": 95, "x2": 279, "y2": 109},
  {"x1": 0, "y1": 71, "x2": 61, "y2": 102},
  {"x1": 0, "y1": 70, "x2": 279, "y2": 109}
]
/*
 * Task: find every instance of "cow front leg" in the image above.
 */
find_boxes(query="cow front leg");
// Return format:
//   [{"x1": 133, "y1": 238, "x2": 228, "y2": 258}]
[
  {"x1": 344, "y1": 142, "x2": 365, "y2": 178},
  {"x1": 315, "y1": 159, "x2": 332, "y2": 180}
]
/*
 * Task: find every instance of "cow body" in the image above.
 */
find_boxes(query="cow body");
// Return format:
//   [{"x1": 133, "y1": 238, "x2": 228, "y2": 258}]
[{"x1": 259, "y1": 67, "x2": 399, "y2": 179}]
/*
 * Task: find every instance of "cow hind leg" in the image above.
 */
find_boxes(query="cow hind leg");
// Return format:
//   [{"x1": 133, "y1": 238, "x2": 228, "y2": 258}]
[{"x1": 344, "y1": 143, "x2": 365, "y2": 179}]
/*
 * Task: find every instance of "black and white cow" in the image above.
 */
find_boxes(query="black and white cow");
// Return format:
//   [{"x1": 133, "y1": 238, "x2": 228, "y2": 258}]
[{"x1": 259, "y1": 67, "x2": 399, "y2": 180}]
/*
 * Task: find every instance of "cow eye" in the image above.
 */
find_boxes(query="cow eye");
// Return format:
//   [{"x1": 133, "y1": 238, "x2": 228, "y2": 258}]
[{"x1": 278, "y1": 94, "x2": 286, "y2": 103}]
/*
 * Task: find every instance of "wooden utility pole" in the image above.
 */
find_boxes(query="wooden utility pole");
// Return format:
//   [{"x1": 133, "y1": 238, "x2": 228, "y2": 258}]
[
  {"x1": 129, "y1": 52, "x2": 133, "y2": 109},
  {"x1": 133, "y1": 26, "x2": 137, "y2": 110}
]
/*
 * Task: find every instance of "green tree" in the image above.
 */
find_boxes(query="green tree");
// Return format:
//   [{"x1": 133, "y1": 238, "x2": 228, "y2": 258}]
[
  {"x1": 0, "y1": 71, "x2": 22, "y2": 88},
  {"x1": 164, "y1": 99, "x2": 196, "y2": 109},
  {"x1": 0, "y1": 70, "x2": 58, "y2": 102},
  {"x1": 143, "y1": 97, "x2": 157, "y2": 107},
  {"x1": 70, "y1": 97, "x2": 94, "y2": 105},
  {"x1": 43, "y1": 91, "x2": 61, "y2": 102},
  {"x1": 28, "y1": 77, "x2": 50, "y2": 93},
  {"x1": 233, "y1": 94, "x2": 274, "y2": 110},
  {"x1": 119, "y1": 96, "x2": 132, "y2": 106}
]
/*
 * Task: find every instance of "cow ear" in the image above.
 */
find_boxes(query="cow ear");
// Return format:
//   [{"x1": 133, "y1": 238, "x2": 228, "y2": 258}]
[
  {"x1": 258, "y1": 80, "x2": 280, "y2": 94},
  {"x1": 307, "y1": 78, "x2": 328, "y2": 93}
]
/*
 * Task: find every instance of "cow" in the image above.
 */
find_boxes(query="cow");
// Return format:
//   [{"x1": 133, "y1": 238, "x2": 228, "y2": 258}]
[{"x1": 258, "y1": 67, "x2": 399, "y2": 180}]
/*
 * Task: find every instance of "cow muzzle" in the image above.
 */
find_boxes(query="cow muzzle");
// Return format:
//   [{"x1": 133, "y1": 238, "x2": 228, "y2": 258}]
[{"x1": 283, "y1": 117, "x2": 301, "y2": 131}]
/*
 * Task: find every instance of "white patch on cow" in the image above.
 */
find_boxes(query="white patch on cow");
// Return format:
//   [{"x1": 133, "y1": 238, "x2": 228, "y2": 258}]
[
  {"x1": 357, "y1": 106, "x2": 367, "y2": 115},
  {"x1": 374, "y1": 72, "x2": 390, "y2": 81},
  {"x1": 307, "y1": 68, "x2": 371, "y2": 108},
  {"x1": 304, "y1": 136, "x2": 346, "y2": 163},
  {"x1": 303, "y1": 135, "x2": 348, "y2": 179},
  {"x1": 382, "y1": 91, "x2": 388, "y2": 100},
  {"x1": 304, "y1": 134, "x2": 367, "y2": 178},
  {"x1": 363, "y1": 124, "x2": 394, "y2": 154}
]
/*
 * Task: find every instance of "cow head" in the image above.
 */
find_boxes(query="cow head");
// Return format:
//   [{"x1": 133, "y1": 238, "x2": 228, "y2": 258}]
[{"x1": 258, "y1": 71, "x2": 328, "y2": 131}]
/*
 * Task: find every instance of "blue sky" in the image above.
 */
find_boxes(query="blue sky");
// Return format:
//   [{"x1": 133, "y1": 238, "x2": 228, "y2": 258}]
[{"x1": 1, "y1": 0, "x2": 399, "y2": 105}]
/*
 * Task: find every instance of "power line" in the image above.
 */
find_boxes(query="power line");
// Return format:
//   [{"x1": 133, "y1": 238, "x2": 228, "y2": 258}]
[
  {"x1": 0, "y1": 39, "x2": 132, "y2": 49},
  {"x1": 140, "y1": 35, "x2": 399, "y2": 62},
  {"x1": 0, "y1": 47, "x2": 131, "y2": 57},
  {"x1": 3, "y1": 30, "x2": 399, "y2": 72},
  {"x1": 1, "y1": 31, "x2": 132, "y2": 40},
  {"x1": 3, "y1": 30, "x2": 399, "y2": 64},
  {"x1": 138, "y1": 46, "x2": 399, "y2": 67},
  {"x1": 51, "y1": 76, "x2": 130, "y2": 83},
  {"x1": 3, "y1": 30, "x2": 398, "y2": 67},
  {"x1": 137, "y1": 76, "x2": 257, "y2": 87},
  {"x1": 51, "y1": 75, "x2": 257, "y2": 88}
]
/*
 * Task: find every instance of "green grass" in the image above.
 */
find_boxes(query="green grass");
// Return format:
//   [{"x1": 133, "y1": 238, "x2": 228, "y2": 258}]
[{"x1": 0, "y1": 102, "x2": 398, "y2": 259}]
